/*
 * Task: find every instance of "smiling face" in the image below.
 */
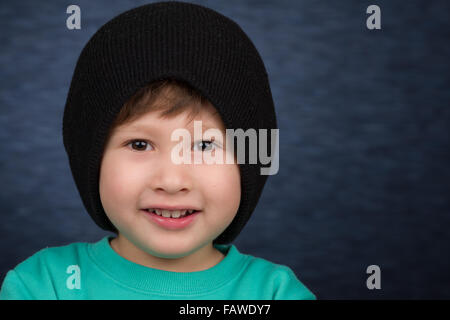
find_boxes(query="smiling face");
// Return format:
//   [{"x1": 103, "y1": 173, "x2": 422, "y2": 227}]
[{"x1": 99, "y1": 99, "x2": 241, "y2": 264}]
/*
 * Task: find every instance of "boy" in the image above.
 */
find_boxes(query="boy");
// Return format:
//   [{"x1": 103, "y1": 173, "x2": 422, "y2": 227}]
[{"x1": 0, "y1": 1, "x2": 316, "y2": 299}]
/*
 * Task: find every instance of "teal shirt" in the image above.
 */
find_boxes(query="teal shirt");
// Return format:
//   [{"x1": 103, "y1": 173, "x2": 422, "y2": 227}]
[{"x1": 0, "y1": 236, "x2": 316, "y2": 300}]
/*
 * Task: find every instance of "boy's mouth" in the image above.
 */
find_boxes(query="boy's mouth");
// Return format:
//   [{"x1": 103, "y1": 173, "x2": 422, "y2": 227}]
[{"x1": 143, "y1": 208, "x2": 200, "y2": 219}]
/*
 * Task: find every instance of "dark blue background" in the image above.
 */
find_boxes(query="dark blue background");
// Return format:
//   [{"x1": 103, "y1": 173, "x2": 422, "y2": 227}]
[{"x1": 1, "y1": 0, "x2": 449, "y2": 299}]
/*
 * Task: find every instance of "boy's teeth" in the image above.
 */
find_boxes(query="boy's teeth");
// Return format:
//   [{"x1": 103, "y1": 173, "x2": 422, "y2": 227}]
[
  {"x1": 162, "y1": 210, "x2": 171, "y2": 218},
  {"x1": 152, "y1": 209, "x2": 190, "y2": 218},
  {"x1": 171, "y1": 210, "x2": 181, "y2": 218}
]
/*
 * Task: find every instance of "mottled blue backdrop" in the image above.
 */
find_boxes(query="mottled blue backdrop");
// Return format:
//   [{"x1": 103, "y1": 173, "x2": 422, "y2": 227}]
[{"x1": 1, "y1": 0, "x2": 449, "y2": 299}]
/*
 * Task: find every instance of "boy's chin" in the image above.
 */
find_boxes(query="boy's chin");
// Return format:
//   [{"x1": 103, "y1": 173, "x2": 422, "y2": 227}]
[{"x1": 136, "y1": 234, "x2": 213, "y2": 259}]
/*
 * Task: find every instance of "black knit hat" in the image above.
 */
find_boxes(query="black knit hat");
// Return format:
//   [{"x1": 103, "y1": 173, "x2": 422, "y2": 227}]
[{"x1": 62, "y1": 1, "x2": 277, "y2": 244}]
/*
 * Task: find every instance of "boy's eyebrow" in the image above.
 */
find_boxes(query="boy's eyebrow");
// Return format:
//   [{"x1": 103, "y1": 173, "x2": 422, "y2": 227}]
[
  {"x1": 114, "y1": 124, "x2": 153, "y2": 134},
  {"x1": 118, "y1": 121, "x2": 223, "y2": 133},
  {"x1": 122, "y1": 124, "x2": 155, "y2": 132}
]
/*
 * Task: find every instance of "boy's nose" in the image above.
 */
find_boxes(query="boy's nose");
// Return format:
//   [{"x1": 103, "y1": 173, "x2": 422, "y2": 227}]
[{"x1": 148, "y1": 157, "x2": 192, "y2": 194}]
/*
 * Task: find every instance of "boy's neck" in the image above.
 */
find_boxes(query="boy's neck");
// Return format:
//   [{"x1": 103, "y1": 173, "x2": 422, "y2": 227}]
[{"x1": 109, "y1": 234, "x2": 225, "y2": 272}]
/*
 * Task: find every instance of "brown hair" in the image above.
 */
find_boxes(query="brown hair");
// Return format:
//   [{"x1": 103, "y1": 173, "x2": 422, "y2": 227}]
[{"x1": 106, "y1": 78, "x2": 211, "y2": 141}]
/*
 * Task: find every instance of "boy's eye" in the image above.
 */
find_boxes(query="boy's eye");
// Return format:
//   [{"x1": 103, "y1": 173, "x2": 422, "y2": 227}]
[
  {"x1": 127, "y1": 140, "x2": 153, "y2": 152},
  {"x1": 193, "y1": 140, "x2": 215, "y2": 152},
  {"x1": 126, "y1": 140, "x2": 216, "y2": 152}
]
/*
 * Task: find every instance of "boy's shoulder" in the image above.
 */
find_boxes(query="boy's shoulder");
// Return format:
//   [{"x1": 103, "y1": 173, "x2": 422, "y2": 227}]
[
  {"x1": 1, "y1": 239, "x2": 93, "y2": 299},
  {"x1": 234, "y1": 246, "x2": 302, "y2": 279},
  {"x1": 232, "y1": 246, "x2": 317, "y2": 300},
  {"x1": 9, "y1": 238, "x2": 97, "y2": 286},
  {"x1": 14, "y1": 239, "x2": 89, "y2": 272}
]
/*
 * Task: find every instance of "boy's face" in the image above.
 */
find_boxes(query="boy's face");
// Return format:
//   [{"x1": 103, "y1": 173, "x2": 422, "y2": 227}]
[{"x1": 99, "y1": 102, "x2": 241, "y2": 259}]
